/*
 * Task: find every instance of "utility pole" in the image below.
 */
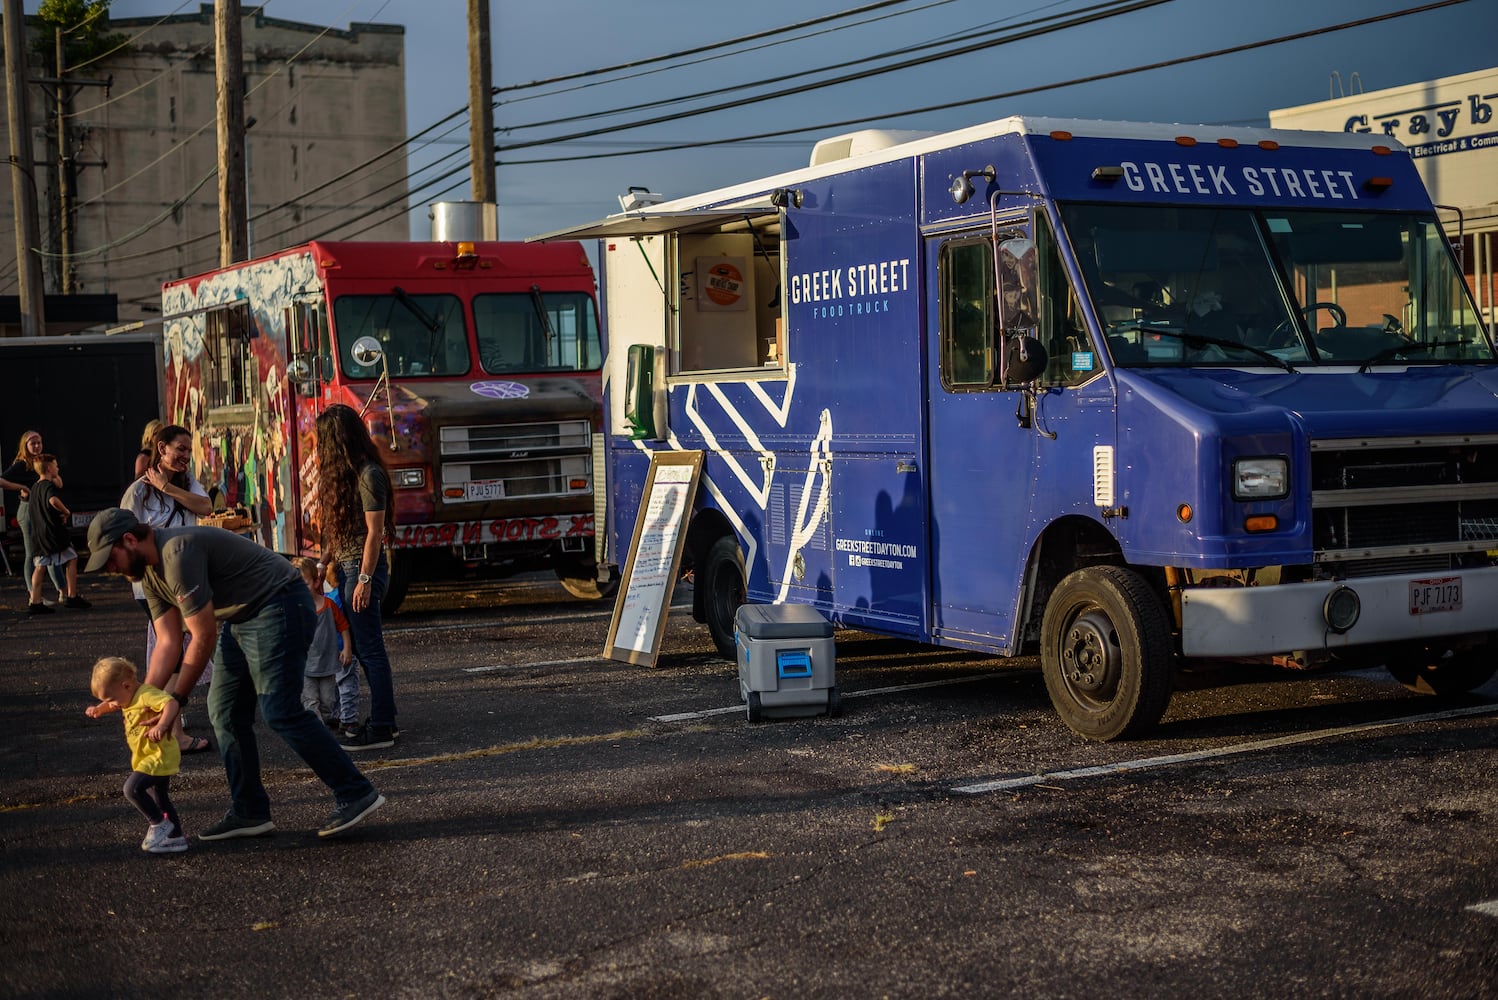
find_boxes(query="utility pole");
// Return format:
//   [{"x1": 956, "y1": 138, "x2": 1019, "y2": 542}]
[
  {"x1": 3, "y1": 0, "x2": 46, "y2": 335},
  {"x1": 215, "y1": 0, "x2": 247, "y2": 265},
  {"x1": 467, "y1": 0, "x2": 495, "y2": 207},
  {"x1": 54, "y1": 28, "x2": 72, "y2": 292}
]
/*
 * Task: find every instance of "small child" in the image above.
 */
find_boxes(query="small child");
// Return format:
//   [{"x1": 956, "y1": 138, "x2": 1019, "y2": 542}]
[
  {"x1": 26, "y1": 453, "x2": 90, "y2": 614},
  {"x1": 85, "y1": 656, "x2": 188, "y2": 854},
  {"x1": 325, "y1": 564, "x2": 364, "y2": 736},
  {"x1": 293, "y1": 557, "x2": 353, "y2": 727}
]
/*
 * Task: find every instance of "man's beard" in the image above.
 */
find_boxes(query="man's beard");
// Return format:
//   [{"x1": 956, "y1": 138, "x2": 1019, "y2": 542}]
[{"x1": 123, "y1": 551, "x2": 148, "y2": 581}]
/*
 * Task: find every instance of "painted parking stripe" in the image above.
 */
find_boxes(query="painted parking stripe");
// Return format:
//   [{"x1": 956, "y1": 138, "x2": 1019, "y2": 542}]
[
  {"x1": 1468, "y1": 899, "x2": 1498, "y2": 919},
  {"x1": 649, "y1": 672, "x2": 1005, "y2": 723},
  {"x1": 953, "y1": 702, "x2": 1498, "y2": 795},
  {"x1": 463, "y1": 656, "x2": 605, "y2": 674},
  {"x1": 388, "y1": 601, "x2": 692, "y2": 636}
]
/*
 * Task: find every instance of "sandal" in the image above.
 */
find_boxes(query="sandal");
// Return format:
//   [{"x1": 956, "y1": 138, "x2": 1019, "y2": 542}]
[{"x1": 182, "y1": 736, "x2": 213, "y2": 754}]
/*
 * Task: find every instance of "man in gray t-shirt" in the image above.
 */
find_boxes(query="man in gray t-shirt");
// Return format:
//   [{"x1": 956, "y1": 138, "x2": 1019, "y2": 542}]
[{"x1": 85, "y1": 507, "x2": 386, "y2": 840}]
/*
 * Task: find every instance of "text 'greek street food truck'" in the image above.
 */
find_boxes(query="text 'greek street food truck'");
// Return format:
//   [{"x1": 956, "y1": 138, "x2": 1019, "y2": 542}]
[
  {"x1": 162, "y1": 240, "x2": 609, "y2": 611},
  {"x1": 535, "y1": 116, "x2": 1498, "y2": 740}
]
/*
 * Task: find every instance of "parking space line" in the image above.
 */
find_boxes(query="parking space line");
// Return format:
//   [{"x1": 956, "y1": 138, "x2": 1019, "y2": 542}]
[
  {"x1": 648, "y1": 672, "x2": 1004, "y2": 723},
  {"x1": 389, "y1": 602, "x2": 692, "y2": 636},
  {"x1": 463, "y1": 656, "x2": 605, "y2": 674},
  {"x1": 1467, "y1": 899, "x2": 1498, "y2": 919},
  {"x1": 952, "y1": 702, "x2": 1498, "y2": 795}
]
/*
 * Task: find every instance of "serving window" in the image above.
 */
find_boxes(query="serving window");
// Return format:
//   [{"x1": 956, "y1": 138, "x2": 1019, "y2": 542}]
[{"x1": 672, "y1": 219, "x2": 783, "y2": 375}]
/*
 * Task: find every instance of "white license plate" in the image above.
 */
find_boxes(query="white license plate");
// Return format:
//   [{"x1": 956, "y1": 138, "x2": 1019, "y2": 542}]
[
  {"x1": 1409, "y1": 576, "x2": 1462, "y2": 615},
  {"x1": 466, "y1": 480, "x2": 506, "y2": 501},
  {"x1": 71, "y1": 512, "x2": 94, "y2": 527}
]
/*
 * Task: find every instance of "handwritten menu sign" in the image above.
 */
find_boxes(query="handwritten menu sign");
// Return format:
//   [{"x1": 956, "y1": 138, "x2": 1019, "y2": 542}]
[{"x1": 603, "y1": 450, "x2": 705, "y2": 666}]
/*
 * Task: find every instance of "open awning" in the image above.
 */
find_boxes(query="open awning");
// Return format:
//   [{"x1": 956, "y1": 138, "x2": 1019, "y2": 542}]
[{"x1": 528, "y1": 203, "x2": 777, "y2": 243}]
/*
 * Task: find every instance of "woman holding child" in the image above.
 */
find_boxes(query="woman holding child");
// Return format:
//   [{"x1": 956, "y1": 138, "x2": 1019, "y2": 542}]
[
  {"x1": 120, "y1": 423, "x2": 213, "y2": 753},
  {"x1": 1, "y1": 430, "x2": 68, "y2": 603}
]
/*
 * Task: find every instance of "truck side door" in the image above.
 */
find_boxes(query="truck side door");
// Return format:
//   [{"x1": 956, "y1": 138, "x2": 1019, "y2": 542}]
[{"x1": 923, "y1": 217, "x2": 1115, "y2": 653}]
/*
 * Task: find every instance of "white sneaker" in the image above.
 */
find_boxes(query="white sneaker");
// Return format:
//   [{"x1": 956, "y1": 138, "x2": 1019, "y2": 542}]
[
  {"x1": 148, "y1": 834, "x2": 189, "y2": 854},
  {"x1": 141, "y1": 822, "x2": 171, "y2": 851}
]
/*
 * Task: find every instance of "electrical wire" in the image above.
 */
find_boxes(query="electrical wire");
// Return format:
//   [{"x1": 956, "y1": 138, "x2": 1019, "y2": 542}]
[
  {"x1": 497, "y1": 0, "x2": 1468, "y2": 166},
  {"x1": 501, "y1": 0, "x2": 1148, "y2": 133}
]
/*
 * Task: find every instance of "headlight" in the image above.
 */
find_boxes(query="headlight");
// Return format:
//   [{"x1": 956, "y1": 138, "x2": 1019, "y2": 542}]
[
  {"x1": 1233, "y1": 456, "x2": 1288, "y2": 500},
  {"x1": 392, "y1": 467, "x2": 426, "y2": 489}
]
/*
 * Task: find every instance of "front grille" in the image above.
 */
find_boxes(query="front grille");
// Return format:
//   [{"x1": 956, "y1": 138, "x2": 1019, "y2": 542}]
[
  {"x1": 1310, "y1": 435, "x2": 1498, "y2": 572},
  {"x1": 439, "y1": 419, "x2": 592, "y2": 503}
]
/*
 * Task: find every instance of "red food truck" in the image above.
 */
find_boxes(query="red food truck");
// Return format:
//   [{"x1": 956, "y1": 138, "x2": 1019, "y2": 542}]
[{"x1": 161, "y1": 240, "x2": 608, "y2": 611}]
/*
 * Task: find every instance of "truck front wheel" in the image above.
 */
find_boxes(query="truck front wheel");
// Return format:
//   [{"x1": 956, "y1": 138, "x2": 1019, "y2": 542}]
[
  {"x1": 382, "y1": 550, "x2": 414, "y2": 616},
  {"x1": 1384, "y1": 638, "x2": 1498, "y2": 695},
  {"x1": 702, "y1": 535, "x2": 745, "y2": 660},
  {"x1": 1040, "y1": 566, "x2": 1174, "y2": 741}
]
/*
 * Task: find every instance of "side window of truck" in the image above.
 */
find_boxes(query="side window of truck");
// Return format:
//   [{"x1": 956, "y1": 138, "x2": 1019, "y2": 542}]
[
  {"x1": 205, "y1": 303, "x2": 256, "y2": 410},
  {"x1": 940, "y1": 239, "x2": 995, "y2": 390},
  {"x1": 1036, "y1": 214, "x2": 1097, "y2": 388}
]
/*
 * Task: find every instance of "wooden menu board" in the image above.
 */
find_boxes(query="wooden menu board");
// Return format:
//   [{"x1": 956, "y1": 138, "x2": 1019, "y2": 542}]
[{"x1": 603, "y1": 450, "x2": 705, "y2": 666}]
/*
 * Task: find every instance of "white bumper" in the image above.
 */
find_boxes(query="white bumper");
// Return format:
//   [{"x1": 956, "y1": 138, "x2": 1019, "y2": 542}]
[{"x1": 1179, "y1": 565, "x2": 1498, "y2": 657}]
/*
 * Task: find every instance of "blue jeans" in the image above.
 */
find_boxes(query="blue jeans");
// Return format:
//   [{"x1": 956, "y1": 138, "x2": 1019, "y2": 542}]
[
  {"x1": 338, "y1": 556, "x2": 397, "y2": 731},
  {"x1": 208, "y1": 581, "x2": 376, "y2": 818}
]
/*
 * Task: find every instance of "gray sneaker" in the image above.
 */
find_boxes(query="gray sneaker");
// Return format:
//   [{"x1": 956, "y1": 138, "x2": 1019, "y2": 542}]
[
  {"x1": 199, "y1": 811, "x2": 276, "y2": 841},
  {"x1": 318, "y1": 790, "x2": 385, "y2": 838}
]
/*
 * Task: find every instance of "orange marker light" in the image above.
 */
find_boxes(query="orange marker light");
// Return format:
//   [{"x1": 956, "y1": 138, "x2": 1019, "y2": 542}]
[
  {"x1": 1257, "y1": 140, "x2": 1280, "y2": 151},
  {"x1": 1216, "y1": 138, "x2": 1239, "y2": 149},
  {"x1": 1244, "y1": 515, "x2": 1278, "y2": 533},
  {"x1": 1175, "y1": 135, "x2": 1197, "y2": 147},
  {"x1": 1049, "y1": 130, "x2": 1073, "y2": 141},
  {"x1": 1176, "y1": 503, "x2": 1193, "y2": 523}
]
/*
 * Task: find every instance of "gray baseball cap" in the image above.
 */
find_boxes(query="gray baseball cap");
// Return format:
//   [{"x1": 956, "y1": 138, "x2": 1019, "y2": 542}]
[{"x1": 85, "y1": 507, "x2": 140, "y2": 573}]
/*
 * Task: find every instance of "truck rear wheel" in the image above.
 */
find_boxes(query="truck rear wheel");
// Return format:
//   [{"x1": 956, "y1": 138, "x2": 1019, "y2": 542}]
[
  {"x1": 1041, "y1": 565, "x2": 1174, "y2": 741},
  {"x1": 703, "y1": 535, "x2": 745, "y2": 660},
  {"x1": 1384, "y1": 638, "x2": 1498, "y2": 695},
  {"x1": 554, "y1": 557, "x2": 619, "y2": 601}
]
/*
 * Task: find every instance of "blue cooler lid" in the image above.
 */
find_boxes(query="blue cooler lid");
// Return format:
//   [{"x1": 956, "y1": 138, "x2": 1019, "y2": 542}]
[{"x1": 734, "y1": 603, "x2": 834, "y2": 639}]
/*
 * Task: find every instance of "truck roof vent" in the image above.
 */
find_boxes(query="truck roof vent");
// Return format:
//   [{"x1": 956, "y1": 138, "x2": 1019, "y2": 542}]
[{"x1": 808, "y1": 129, "x2": 936, "y2": 167}]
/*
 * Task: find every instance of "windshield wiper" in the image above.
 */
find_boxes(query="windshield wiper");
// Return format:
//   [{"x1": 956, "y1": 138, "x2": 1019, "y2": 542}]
[
  {"x1": 1356, "y1": 340, "x2": 1468, "y2": 374},
  {"x1": 529, "y1": 285, "x2": 557, "y2": 366},
  {"x1": 1121, "y1": 324, "x2": 1297, "y2": 372},
  {"x1": 390, "y1": 286, "x2": 444, "y2": 372}
]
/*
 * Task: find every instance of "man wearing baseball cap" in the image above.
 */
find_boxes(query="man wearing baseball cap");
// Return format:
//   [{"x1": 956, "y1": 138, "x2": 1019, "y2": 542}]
[{"x1": 87, "y1": 507, "x2": 385, "y2": 839}]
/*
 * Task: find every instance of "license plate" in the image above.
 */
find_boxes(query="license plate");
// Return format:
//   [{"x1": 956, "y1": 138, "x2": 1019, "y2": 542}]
[
  {"x1": 1409, "y1": 576, "x2": 1461, "y2": 615},
  {"x1": 465, "y1": 480, "x2": 505, "y2": 501},
  {"x1": 71, "y1": 512, "x2": 94, "y2": 528}
]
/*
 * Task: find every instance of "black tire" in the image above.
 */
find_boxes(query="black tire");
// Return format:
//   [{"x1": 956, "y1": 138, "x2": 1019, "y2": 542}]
[
  {"x1": 554, "y1": 556, "x2": 620, "y2": 601},
  {"x1": 382, "y1": 550, "x2": 414, "y2": 616},
  {"x1": 746, "y1": 691, "x2": 763, "y2": 723},
  {"x1": 1040, "y1": 565, "x2": 1174, "y2": 741},
  {"x1": 702, "y1": 535, "x2": 745, "y2": 660},
  {"x1": 1384, "y1": 637, "x2": 1498, "y2": 695},
  {"x1": 826, "y1": 686, "x2": 842, "y2": 718}
]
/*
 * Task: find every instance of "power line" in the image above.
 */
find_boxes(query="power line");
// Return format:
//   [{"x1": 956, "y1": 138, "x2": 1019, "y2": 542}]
[
  {"x1": 501, "y1": 0, "x2": 1146, "y2": 133},
  {"x1": 496, "y1": 0, "x2": 1468, "y2": 167}
]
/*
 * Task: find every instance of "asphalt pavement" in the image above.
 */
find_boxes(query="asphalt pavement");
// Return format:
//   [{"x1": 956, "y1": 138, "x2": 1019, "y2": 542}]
[{"x1": 2, "y1": 570, "x2": 1497, "y2": 999}]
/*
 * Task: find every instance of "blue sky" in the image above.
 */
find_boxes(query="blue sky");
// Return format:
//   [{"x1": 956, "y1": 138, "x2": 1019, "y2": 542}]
[{"x1": 60, "y1": 0, "x2": 1498, "y2": 241}]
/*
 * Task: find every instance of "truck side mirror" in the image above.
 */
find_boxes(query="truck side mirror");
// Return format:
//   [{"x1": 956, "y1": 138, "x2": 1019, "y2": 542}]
[{"x1": 1005, "y1": 333, "x2": 1048, "y2": 385}]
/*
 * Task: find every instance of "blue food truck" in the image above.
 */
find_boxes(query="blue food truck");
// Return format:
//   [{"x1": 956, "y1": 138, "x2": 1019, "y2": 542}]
[{"x1": 533, "y1": 116, "x2": 1498, "y2": 740}]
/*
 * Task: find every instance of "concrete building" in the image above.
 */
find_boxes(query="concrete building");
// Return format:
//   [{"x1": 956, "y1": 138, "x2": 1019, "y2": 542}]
[
  {"x1": 1271, "y1": 67, "x2": 1498, "y2": 329},
  {"x1": 1, "y1": 4, "x2": 408, "y2": 327}
]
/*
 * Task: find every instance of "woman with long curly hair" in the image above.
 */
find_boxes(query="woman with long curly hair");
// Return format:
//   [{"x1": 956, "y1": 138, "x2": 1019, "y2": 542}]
[{"x1": 315, "y1": 404, "x2": 398, "y2": 750}]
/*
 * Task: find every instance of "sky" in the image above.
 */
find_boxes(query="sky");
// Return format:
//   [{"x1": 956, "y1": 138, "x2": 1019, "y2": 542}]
[{"x1": 36, "y1": 0, "x2": 1498, "y2": 244}]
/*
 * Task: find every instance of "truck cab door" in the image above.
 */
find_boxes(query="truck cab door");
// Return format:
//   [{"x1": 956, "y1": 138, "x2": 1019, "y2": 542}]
[
  {"x1": 286, "y1": 297, "x2": 330, "y2": 551},
  {"x1": 923, "y1": 217, "x2": 1115, "y2": 653}
]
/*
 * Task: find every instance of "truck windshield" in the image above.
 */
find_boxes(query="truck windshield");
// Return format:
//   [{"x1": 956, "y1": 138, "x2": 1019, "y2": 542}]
[
  {"x1": 333, "y1": 293, "x2": 470, "y2": 378},
  {"x1": 473, "y1": 291, "x2": 602, "y2": 373},
  {"x1": 1061, "y1": 204, "x2": 1494, "y2": 369}
]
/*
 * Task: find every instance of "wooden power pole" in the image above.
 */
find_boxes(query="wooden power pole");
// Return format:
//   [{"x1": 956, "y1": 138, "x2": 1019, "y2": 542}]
[
  {"x1": 3, "y1": 0, "x2": 46, "y2": 335},
  {"x1": 468, "y1": 0, "x2": 495, "y2": 208},
  {"x1": 215, "y1": 0, "x2": 247, "y2": 265}
]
